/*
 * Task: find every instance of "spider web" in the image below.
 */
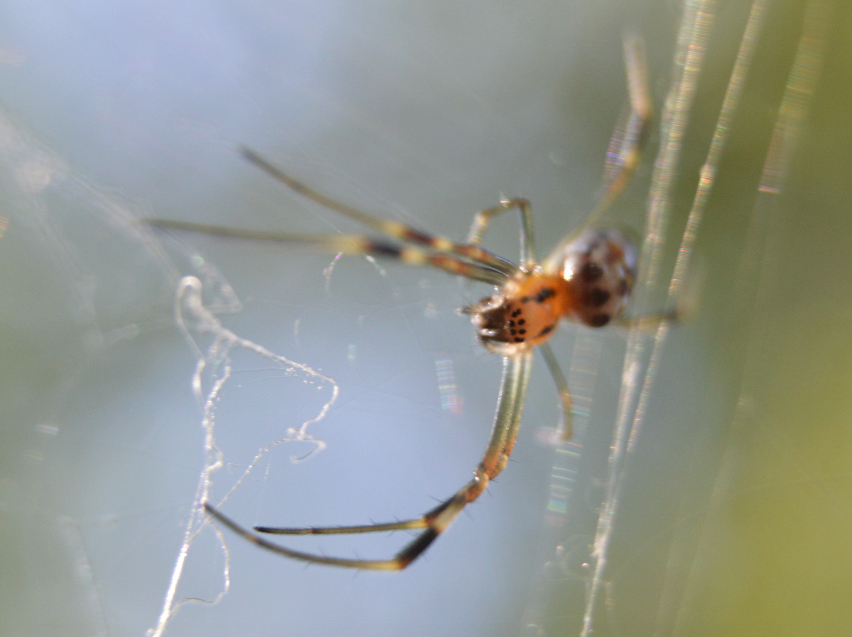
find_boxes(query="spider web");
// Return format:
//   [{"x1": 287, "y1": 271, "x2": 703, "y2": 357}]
[
  {"x1": 0, "y1": 105, "x2": 340, "y2": 637},
  {"x1": 1, "y1": 1, "x2": 849, "y2": 636},
  {"x1": 523, "y1": 1, "x2": 847, "y2": 635}
]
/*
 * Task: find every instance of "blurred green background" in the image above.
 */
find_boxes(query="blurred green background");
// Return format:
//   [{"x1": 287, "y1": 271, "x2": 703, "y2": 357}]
[{"x1": 0, "y1": 1, "x2": 850, "y2": 636}]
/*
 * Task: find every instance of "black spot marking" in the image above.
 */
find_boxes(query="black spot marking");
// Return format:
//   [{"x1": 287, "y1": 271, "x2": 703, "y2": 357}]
[
  {"x1": 509, "y1": 320, "x2": 515, "y2": 327},
  {"x1": 521, "y1": 296, "x2": 531, "y2": 303},
  {"x1": 519, "y1": 329, "x2": 526, "y2": 335},
  {"x1": 587, "y1": 288, "x2": 611, "y2": 307},
  {"x1": 534, "y1": 287, "x2": 556, "y2": 303},
  {"x1": 510, "y1": 329, "x2": 517, "y2": 336},
  {"x1": 538, "y1": 325, "x2": 555, "y2": 338},
  {"x1": 581, "y1": 262, "x2": 604, "y2": 283},
  {"x1": 517, "y1": 318, "x2": 525, "y2": 325},
  {"x1": 368, "y1": 243, "x2": 403, "y2": 258},
  {"x1": 589, "y1": 313, "x2": 611, "y2": 327},
  {"x1": 513, "y1": 337, "x2": 524, "y2": 343},
  {"x1": 511, "y1": 309, "x2": 522, "y2": 318}
]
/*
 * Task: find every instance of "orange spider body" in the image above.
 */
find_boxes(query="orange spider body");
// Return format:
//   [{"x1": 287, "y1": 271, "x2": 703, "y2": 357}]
[
  {"x1": 469, "y1": 273, "x2": 571, "y2": 350},
  {"x1": 469, "y1": 228, "x2": 637, "y2": 353}
]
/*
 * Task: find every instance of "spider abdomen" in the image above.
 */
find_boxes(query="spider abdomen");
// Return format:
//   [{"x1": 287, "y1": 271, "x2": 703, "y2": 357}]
[{"x1": 558, "y1": 228, "x2": 637, "y2": 327}]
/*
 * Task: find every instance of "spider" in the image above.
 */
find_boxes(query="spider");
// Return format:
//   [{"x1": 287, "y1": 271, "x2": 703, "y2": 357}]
[{"x1": 150, "y1": 35, "x2": 658, "y2": 570}]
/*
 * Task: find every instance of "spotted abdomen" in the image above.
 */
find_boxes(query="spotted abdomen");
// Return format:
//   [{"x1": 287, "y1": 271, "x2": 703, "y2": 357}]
[{"x1": 559, "y1": 228, "x2": 637, "y2": 327}]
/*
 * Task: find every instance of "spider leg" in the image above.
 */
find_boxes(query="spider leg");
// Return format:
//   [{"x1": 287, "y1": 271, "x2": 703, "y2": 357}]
[
  {"x1": 538, "y1": 342, "x2": 573, "y2": 440},
  {"x1": 597, "y1": 32, "x2": 653, "y2": 218},
  {"x1": 204, "y1": 504, "x2": 415, "y2": 571},
  {"x1": 544, "y1": 33, "x2": 651, "y2": 271},
  {"x1": 239, "y1": 147, "x2": 517, "y2": 277},
  {"x1": 466, "y1": 198, "x2": 537, "y2": 270},
  {"x1": 204, "y1": 350, "x2": 534, "y2": 570},
  {"x1": 146, "y1": 218, "x2": 509, "y2": 286}
]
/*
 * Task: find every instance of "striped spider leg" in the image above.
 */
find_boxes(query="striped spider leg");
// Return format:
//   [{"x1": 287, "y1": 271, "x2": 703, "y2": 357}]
[{"x1": 149, "y1": 34, "x2": 651, "y2": 570}]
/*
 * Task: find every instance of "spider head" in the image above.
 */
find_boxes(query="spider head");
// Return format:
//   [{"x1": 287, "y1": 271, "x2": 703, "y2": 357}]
[{"x1": 464, "y1": 274, "x2": 569, "y2": 353}]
